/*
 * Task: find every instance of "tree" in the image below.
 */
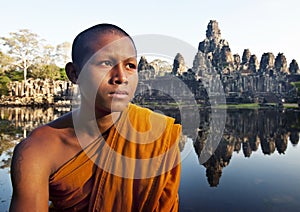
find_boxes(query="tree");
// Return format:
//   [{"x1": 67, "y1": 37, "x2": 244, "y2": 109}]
[
  {"x1": 55, "y1": 41, "x2": 71, "y2": 68},
  {"x1": 0, "y1": 29, "x2": 42, "y2": 82},
  {"x1": 41, "y1": 44, "x2": 56, "y2": 65},
  {"x1": 29, "y1": 63, "x2": 61, "y2": 80},
  {"x1": 32, "y1": 42, "x2": 70, "y2": 80},
  {"x1": 0, "y1": 51, "x2": 13, "y2": 95},
  {"x1": 0, "y1": 51, "x2": 14, "y2": 73},
  {"x1": 0, "y1": 75, "x2": 11, "y2": 95}
]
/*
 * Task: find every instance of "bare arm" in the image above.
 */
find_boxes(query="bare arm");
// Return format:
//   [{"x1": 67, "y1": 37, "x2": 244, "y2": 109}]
[{"x1": 9, "y1": 138, "x2": 50, "y2": 212}]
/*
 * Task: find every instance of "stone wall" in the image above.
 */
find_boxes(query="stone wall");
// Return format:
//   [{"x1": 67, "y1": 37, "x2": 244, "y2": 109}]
[{"x1": 0, "y1": 78, "x2": 78, "y2": 106}]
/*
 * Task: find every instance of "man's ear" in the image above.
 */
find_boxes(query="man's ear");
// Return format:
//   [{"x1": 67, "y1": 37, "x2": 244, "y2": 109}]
[{"x1": 65, "y1": 62, "x2": 79, "y2": 84}]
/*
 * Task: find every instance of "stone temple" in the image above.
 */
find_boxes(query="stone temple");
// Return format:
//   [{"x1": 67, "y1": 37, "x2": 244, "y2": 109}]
[{"x1": 136, "y1": 20, "x2": 300, "y2": 106}]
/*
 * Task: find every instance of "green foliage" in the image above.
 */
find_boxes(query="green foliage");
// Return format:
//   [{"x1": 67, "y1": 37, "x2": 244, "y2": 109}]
[
  {"x1": 59, "y1": 68, "x2": 68, "y2": 80},
  {"x1": 0, "y1": 75, "x2": 11, "y2": 95},
  {"x1": 291, "y1": 81, "x2": 300, "y2": 88},
  {"x1": 217, "y1": 103, "x2": 260, "y2": 109},
  {"x1": 5, "y1": 70, "x2": 23, "y2": 81},
  {"x1": 291, "y1": 81, "x2": 300, "y2": 96},
  {"x1": 29, "y1": 63, "x2": 62, "y2": 80}
]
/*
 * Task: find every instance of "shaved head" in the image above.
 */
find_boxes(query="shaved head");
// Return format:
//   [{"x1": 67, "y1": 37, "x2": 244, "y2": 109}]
[{"x1": 71, "y1": 23, "x2": 136, "y2": 70}]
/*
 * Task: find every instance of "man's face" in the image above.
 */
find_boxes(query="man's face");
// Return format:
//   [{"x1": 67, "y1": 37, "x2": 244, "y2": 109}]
[{"x1": 78, "y1": 33, "x2": 138, "y2": 114}]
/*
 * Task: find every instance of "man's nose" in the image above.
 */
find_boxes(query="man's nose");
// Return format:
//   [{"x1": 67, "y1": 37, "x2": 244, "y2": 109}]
[{"x1": 111, "y1": 63, "x2": 128, "y2": 85}]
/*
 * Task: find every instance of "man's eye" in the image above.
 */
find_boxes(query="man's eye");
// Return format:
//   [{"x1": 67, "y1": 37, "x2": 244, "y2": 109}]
[
  {"x1": 99, "y1": 61, "x2": 113, "y2": 66},
  {"x1": 127, "y1": 63, "x2": 137, "y2": 69}
]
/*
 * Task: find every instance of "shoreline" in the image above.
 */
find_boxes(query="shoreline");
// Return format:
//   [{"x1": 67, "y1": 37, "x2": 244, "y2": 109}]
[{"x1": 0, "y1": 97, "x2": 299, "y2": 110}]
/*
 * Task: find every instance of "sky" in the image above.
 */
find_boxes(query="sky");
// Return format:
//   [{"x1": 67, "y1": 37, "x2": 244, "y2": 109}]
[{"x1": 1, "y1": 0, "x2": 300, "y2": 66}]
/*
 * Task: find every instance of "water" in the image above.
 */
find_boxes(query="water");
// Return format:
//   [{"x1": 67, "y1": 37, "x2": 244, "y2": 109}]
[
  {"x1": 0, "y1": 107, "x2": 70, "y2": 211},
  {"x1": 0, "y1": 106, "x2": 299, "y2": 211},
  {"x1": 179, "y1": 108, "x2": 300, "y2": 212}
]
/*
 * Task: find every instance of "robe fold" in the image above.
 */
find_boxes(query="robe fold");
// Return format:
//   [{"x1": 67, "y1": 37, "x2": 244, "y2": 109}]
[{"x1": 49, "y1": 103, "x2": 181, "y2": 211}]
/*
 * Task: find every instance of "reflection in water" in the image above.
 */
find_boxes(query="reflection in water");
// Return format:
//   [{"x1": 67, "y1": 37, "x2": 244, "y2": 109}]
[
  {"x1": 128, "y1": 107, "x2": 300, "y2": 188},
  {"x1": 0, "y1": 106, "x2": 300, "y2": 197},
  {"x1": 0, "y1": 107, "x2": 70, "y2": 169},
  {"x1": 193, "y1": 109, "x2": 300, "y2": 187}
]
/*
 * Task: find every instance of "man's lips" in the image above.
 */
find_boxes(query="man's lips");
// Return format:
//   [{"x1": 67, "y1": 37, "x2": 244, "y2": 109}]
[{"x1": 108, "y1": 90, "x2": 129, "y2": 98}]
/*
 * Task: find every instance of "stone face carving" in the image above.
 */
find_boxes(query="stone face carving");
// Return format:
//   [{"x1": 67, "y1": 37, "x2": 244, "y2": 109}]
[
  {"x1": 172, "y1": 53, "x2": 186, "y2": 75},
  {"x1": 193, "y1": 51, "x2": 210, "y2": 76},
  {"x1": 239, "y1": 49, "x2": 253, "y2": 74},
  {"x1": 259, "y1": 52, "x2": 275, "y2": 74},
  {"x1": 198, "y1": 20, "x2": 234, "y2": 74},
  {"x1": 138, "y1": 56, "x2": 153, "y2": 72},
  {"x1": 220, "y1": 45, "x2": 234, "y2": 74},
  {"x1": 233, "y1": 54, "x2": 241, "y2": 70},
  {"x1": 137, "y1": 56, "x2": 155, "y2": 80},
  {"x1": 248, "y1": 55, "x2": 259, "y2": 73},
  {"x1": 289, "y1": 59, "x2": 300, "y2": 74},
  {"x1": 241, "y1": 49, "x2": 251, "y2": 65},
  {"x1": 275, "y1": 53, "x2": 288, "y2": 74},
  {"x1": 205, "y1": 20, "x2": 221, "y2": 42}
]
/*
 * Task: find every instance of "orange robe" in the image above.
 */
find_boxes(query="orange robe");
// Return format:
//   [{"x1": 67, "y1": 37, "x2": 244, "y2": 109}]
[{"x1": 49, "y1": 104, "x2": 181, "y2": 211}]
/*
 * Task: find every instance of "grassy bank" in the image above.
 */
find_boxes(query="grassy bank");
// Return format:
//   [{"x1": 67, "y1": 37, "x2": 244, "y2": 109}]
[
  {"x1": 216, "y1": 103, "x2": 299, "y2": 109},
  {"x1": 138, "y1": 102, "x2": 299, "y2": 110}
]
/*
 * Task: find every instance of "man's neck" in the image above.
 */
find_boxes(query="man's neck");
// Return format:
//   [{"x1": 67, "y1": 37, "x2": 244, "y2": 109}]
[
  {"x1": 96, "y1": 111, "x2": 121, "y2": 134},
  {"x1": 72, "y1": 103, "x2": 122, "y2": 145}
]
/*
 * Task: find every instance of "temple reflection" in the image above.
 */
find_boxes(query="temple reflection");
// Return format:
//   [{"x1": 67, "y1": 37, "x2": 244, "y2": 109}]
[
  {"x1": 193, "y1": 109, "x2": 300, "y2": 187},
  {"x1": 1, "y1": 106, "x2": 300, "y2": 187},
  {"x1": 0, "y1": 107, "x2": 70, "y2": 169}
]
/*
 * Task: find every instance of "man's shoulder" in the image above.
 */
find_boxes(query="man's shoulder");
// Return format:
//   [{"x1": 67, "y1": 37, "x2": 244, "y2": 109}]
[
  {"x1": 21, "y1": 115, "x2": 69, "y2": 147},
  {"x1": 13, "y1": 112, "x2": 79, "y2": 174},
  {"x1": 11, "y1": 125, "x2": 55, "y2": 179},
  {"x1": 16, "y1": 124, "x2": 52, "y2": 147},
  {"x1": 13, "y1": 125, "x2": 59, "y2": 163},
  {"x1": 12, "y1": 112, "x2": 75, "y2": 170}
]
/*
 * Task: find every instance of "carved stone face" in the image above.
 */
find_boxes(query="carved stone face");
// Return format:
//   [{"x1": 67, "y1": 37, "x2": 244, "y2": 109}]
[{"x1": 234, "y1": 55, "x2": 241, "y2": 64}]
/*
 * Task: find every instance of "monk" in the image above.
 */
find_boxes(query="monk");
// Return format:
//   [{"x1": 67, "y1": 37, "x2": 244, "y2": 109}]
[{"x1": 9, "y1": 24, "x2": 181, "y2": 211}]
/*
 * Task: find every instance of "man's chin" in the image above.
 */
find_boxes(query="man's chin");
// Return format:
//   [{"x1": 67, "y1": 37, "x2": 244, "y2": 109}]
[{"x1": 110, "y1": 102, "x2": 129, "y2": 112}]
